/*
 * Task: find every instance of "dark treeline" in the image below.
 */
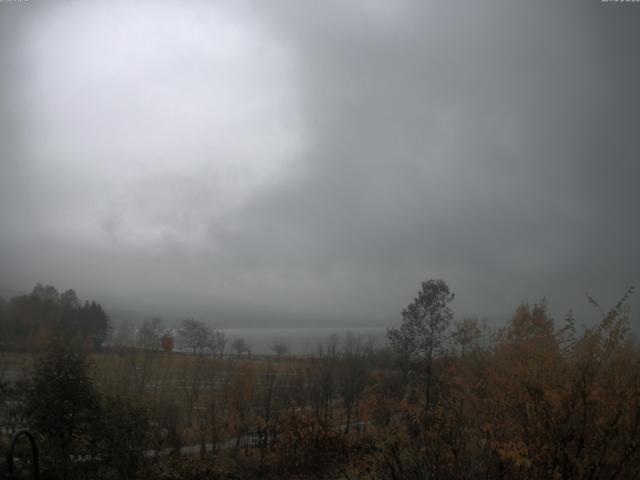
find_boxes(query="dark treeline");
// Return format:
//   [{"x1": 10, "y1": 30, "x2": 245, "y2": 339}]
[
  {"x1": 1, "y1": 279, "x2": 639, "y2": 479},
  {"x1": 0, "y1": 284, "x2": 110, "y2": 350}
]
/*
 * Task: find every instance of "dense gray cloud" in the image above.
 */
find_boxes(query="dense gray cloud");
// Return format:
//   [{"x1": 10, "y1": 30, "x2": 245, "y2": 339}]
[{"x1": 1, "y1": 0, "x2": 639, "y2": 326}]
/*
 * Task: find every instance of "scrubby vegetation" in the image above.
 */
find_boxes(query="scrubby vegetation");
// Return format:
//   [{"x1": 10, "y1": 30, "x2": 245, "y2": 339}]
[{"x1": 1, "y1": 280, "x2": 639, "y2": 479}]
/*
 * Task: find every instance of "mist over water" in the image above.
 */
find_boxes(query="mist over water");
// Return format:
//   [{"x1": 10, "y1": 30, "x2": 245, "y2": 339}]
[{"x1": 219, "y1": 327, "x2": 386, "y2": 355}]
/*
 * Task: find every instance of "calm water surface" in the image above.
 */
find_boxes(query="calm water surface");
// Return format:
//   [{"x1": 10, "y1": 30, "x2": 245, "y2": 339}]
[{"x1": 219, "y1": 326, "x2": 387, "y2": 355}]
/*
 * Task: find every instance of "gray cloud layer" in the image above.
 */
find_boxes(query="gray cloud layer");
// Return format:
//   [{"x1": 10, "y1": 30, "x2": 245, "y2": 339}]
[{"x1": 1, "y1": 0, "x2": 639, "y2": 325}]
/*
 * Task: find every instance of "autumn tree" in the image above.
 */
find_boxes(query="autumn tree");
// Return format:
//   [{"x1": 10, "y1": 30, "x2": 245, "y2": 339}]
[
  {"x1": 212, "y1": 330, "x2": 227, "y2": 357},
  {"x1": 387, "y1": 278, "x2": 454, "y2": 412},
  {"x1": 59, "y1": 288, "x2": 80, "y2": 309},
  {"x1": 339, "y1": 332, "x2": 373, "y2": 433},
  {"x1": 180, "y1": 357, "x2": 206, "y2": 423},
  {"x1": 31, "y1": 283, "x2": 60, "y2": 303},
  {"x1": 270, "y1": 411, "x2": 350, "y2": 478},
  {"x1": 77, "y1": 300, "x2": 110, "y2": 347},
  {"x1": 23, "y1": 342, "x2": 101, "y2": 478},
  {"x1": 452, "y1": 317, "x2": 482, "y2": 357},
  {"x1": 271, "y1": 341, "x2": 290, "y2": 358},
  {"x1": 202, "y1": 360, "x2": 227, "y2": 455},
  {"x1": 255, "y1": 363, "x2": 282, "y2": 461},
  {"x1": 226, "y1": 363, "x2": 256, "y2": 458},
  {"x1": 161, "y1": 333, "x2": 175, "y2": 353},
  {"x1": 21, "y1": 341, "x2": 155, "y2": 479},
  {"x1": 136, "y1": 317, "x2": 164, "y2": 350},
  {"x1": 307, "y1": 334, "x2": 340, "y2": 425},
  {"x1": 231, "y1": 337, "x2": 250, "y2": 356},
  {"x1": 112, "y1": 319, "x2": 135, "y2": 347},
  {"x1": 95, "y1": 395, "x2": 153, "y2": 480},
  {"x1": 178, "y1": 318, "x2": 213, "y2": 354}
]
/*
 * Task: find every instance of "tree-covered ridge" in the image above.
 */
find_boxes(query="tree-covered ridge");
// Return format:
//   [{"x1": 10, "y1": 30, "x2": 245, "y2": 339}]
[{"x1": 0, "y1": 283, "x2": 110, "y2": 350}]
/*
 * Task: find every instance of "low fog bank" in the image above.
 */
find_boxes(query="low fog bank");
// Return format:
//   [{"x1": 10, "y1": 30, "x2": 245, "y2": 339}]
[{"x1": 218, "y1": 327, "x2": 386, "y2": 356}]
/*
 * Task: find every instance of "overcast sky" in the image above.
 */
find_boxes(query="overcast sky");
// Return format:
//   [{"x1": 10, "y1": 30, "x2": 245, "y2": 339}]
[{"x1": 1, "y1": 0, "x2": 639, "y2": 326}]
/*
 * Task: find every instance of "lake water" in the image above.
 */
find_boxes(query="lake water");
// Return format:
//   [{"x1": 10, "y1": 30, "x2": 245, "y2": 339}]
[{"x1": 219, "y1": 326, "x2": 388, "y2": 355}]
